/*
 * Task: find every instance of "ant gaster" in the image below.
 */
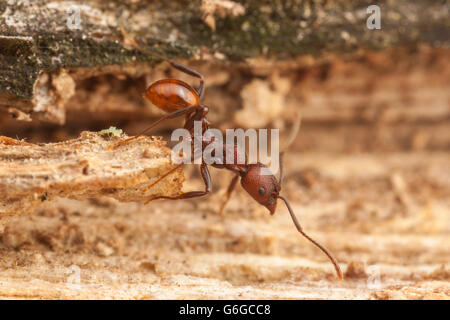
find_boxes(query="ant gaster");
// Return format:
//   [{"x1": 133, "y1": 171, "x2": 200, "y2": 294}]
[{"x1": 110, "y1": 30, "x2": 343, "y2": 280}]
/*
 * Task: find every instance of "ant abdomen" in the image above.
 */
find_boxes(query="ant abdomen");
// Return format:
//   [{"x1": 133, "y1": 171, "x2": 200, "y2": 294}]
[{"x1": 144, "y1": 79, "x2": 200, "y2": 112}]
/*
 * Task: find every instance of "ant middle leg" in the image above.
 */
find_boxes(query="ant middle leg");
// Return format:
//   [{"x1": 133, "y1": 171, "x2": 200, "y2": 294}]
[
  {"x1": 145, "y1": 163, "x2": 212, "y2": 204},
  {"x1": 141, "y1": 163, "x2": 185, "y2": 194}
]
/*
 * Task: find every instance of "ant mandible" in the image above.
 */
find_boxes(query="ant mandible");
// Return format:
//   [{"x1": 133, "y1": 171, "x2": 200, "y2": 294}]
[{"x1": 109, "y1": 29, "x2": 343, "y2": 280}]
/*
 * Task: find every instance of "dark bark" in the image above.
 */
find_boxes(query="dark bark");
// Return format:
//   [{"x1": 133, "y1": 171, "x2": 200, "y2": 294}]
[{"x1": 0, "y1": 0, "x2": 448, "y2": 123}]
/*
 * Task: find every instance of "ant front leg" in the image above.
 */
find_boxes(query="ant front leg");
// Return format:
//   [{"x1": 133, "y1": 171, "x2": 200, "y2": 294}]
[{"x1": 145, "y1": 163, "x2": 212, "y2": 204}]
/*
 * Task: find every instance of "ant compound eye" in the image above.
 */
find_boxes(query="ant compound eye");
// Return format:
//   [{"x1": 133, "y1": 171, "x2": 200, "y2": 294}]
[{"x1": 258, "y1": 187, "x2": 266, "y2": 196}]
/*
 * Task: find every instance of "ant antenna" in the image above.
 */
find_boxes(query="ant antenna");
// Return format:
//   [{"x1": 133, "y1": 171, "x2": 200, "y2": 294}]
[
  {"x1": 280, "y1": 110, "x2": 302, "y2": 153},
  {"x1": 278, "y1": 196, "x2": 343, "y2": 280},
  {"x1": 278, "y1": 110, "x2": 301, "y2": 184},
  {"x1": 278, "y1": 152, "x2": 284, "y2": 185},
  {"x1": 272, "y1": 111, "x2": 301, "y2": 184}
]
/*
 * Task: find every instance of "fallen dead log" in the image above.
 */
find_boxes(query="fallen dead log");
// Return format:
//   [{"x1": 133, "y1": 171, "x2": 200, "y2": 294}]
[{"x1": 0, "y1": 131, "x2": 184, "y2": 215}]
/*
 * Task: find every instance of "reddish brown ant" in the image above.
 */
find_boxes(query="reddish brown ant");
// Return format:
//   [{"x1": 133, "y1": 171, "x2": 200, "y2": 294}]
[{"x1": 109, "y1": 30, "x2": 343, "y2": 280}]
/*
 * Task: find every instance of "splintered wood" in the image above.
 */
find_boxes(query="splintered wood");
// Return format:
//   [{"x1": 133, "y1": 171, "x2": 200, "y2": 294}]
[{"x1": 0, "y1": 131, "x2": 184, "y2": 215}]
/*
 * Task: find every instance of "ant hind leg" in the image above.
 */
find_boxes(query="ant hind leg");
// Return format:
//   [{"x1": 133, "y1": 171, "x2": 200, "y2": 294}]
[
  {"x1": 107, "y1": 105, "x2": 201, "y2": 150},
  {"x1": 120, "y1": 26, "x2": 205, "y2": 100}
]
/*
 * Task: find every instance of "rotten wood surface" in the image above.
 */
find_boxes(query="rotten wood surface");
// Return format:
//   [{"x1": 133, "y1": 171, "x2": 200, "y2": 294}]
[
  {"x1": 0, "y1": 151, "x2": 448, "y2": 299},
  {"x1": 0, "y1": 131, "x2": 184, "y2": 215}
]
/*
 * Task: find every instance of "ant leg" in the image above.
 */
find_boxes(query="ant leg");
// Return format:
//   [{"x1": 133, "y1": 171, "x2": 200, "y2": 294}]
[
  {"x1": 167, "y1": 61, "x2": 205, "y2": 101},
  {"x1": 141, "y1": 163, "x2": 185, "y2": 194},
  {"x1": 107, "y1": 104, "x2": 202, "y2": 149},
  {"x1": 120, "y1": 27, "x2": 205, "y2": 100},
  {"x1": 145, "y1": 163, "x2": 211, "y2": 204},
  {"x1": 218, "y1": 174, "x2": 240, "y2": 216},
  {"x1": 183, "y1": 107, "x2": 210, "y2": 133}
]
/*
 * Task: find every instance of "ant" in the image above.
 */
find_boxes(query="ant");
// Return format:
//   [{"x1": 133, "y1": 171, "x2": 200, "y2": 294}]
[{"x1": 109, "y1": 29, "x2": 343, "y2": 280}]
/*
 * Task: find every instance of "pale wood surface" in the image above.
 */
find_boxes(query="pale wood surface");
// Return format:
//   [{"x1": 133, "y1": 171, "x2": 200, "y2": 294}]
[
  {"x1": 0, "y1": 152, "x2": 448, "y2": 299},
  {"x1": 0, "y1": 132, "x2": 184, "y2": 215}
]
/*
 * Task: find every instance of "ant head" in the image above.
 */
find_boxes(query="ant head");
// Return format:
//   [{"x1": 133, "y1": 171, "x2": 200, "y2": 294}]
[
  {"x1": 240, "y1": 160, "x2": 344, "y2": 280},
  {"x1": 240, "y1": 163, "x2": 281, "y2": 215}
]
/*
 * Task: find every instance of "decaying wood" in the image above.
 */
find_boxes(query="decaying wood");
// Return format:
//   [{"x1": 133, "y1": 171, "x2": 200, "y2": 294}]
[
  {"x1": 0, "y1": 0, "x2": 448, "y2": 124},
  {"x1": 0, "y1": 131, "x2": 184, "y2": 215},
  {"x1": 0, "y1": 151, "x2": 448, "y2": 299}
]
